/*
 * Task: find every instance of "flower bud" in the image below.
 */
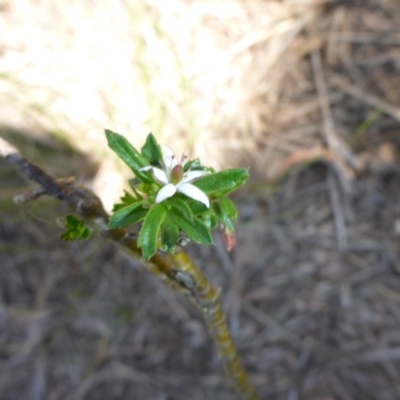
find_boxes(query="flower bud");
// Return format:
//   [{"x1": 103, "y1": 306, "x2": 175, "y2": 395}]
[
  {"x1": 222, "y1": 223, "x2": 236, "y2": 252},
  {"x1": 170, "y1": 164, "x2": 183, "y2": 185}
]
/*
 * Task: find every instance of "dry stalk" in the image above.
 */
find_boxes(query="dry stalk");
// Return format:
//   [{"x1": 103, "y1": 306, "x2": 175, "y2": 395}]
[{"x1": 0, "y1": 136, "x2": 260, "y2": 400}]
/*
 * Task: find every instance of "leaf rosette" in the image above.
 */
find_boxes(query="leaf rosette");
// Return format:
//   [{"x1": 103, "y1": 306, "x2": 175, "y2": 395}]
[{"x1": 106, "y1": 130, "x2": 248, "y2": 259}]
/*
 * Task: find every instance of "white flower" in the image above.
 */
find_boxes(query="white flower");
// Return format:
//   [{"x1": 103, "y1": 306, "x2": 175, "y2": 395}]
[{"x1": 141, "y1": 145, "x2": 210, "y2": 207}]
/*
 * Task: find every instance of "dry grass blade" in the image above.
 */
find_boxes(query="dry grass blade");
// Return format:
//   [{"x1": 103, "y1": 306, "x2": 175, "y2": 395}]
[
  {"x1": 327, "y1": 171, "x2": 347, "y2": 250},
  {"x1": 331, "y1": 74, "x2": 400, "y2": 123},
  {"x1": 311, "y1": 51, "x2": 354, "y2": 195}
]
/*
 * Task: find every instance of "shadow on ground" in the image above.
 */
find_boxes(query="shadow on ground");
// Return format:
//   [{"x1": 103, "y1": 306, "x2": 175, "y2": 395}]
[{"x1": 2, "y1": 125, "x2": 400, "y2": 399}]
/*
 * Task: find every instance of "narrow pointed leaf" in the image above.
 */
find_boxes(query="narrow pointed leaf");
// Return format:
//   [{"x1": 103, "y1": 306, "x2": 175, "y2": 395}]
[
  {"x1": 170, "y1": 209, "x2": 213, "y2": 245},
  {"x1": 105, "y1": 129, "x2": 152, "y2": 183},
  {"x1": 112, "y1": 191, "x2": 136, "y2": 212},
  {"x1": 109, "y1": 202, "x2": 148, "y2": 229},
  {"x1": 216, "y1": 196, "x2": 238, "y2": 220},
  {"x1": 214, "y1": 202, "x2": 237, "y2": 251},
  {"x1": 167, "y1": 197, "x2": 194, "y2": 221},
  {"x1": 161, "y1": 215, "x2": 179, "y2": 252},
  {"x1": 194, "y1": 168, "x2": 249, "y2": 196},
  {"x1": 141, "y1": 133, "x2": 163, "y2": 166},
  {"x1": 183, "y1": 158, "x2": 202, "y2": 172},
  {"x1": 138, "y1": 203, "x2": 167, "y2": 259}
]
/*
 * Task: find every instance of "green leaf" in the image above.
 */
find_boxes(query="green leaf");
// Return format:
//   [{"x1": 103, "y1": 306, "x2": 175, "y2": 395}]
[
  {"x1": 167, "y1": 197, "x2": 193, "y2": 221},
  {"x1": 170, "y1": 209, "x2": 213, "y2": 245},
  {"x1": 138, "y1": 203, "x2": 168, "y2": 259},
  {"x1": 81, "y1": 228, "x2": 91, "y2": 239},
  {"x1": 141, "y1": 133, "x2": 163, "y2": 166},
  {"x1": 65, "y1": 215, "x2": 78, "y2": 227},
  {"x1": 61, "y1": 231, "x2": 79, "y2": 241},
  {"x1": 60, "y1": 215, "x2": 92, "y2": 241},
  {"x1": 109, "y1": 202, "x2": 148, "y2": 229},
  {"x1": 128, "y1": 178, "x2": 141, "y2": 190},
  {"x1": 183, "y1": 158, "x2": 215, "y2": 173},
  {"x1": 105, "y1": 129, "x2": 152, "y2": 183},
  {"x1": 128, "y1": 179, "x2": 158, "y2": 199},
  {"x1": 216, "y1": 196, "x2": 238, "y2": 220},
  {"x1": 186, "y1": 199, "x2": 208, "y2": 216},
  {"x1": 194, "y1": 168, "x2": 249, "y2": 196},
  {"x1": 201, "y1": 209, "x2": 219, "y2": 230},
  {"x1": 213, "y1": 199, "x2": 237, "y2": 251},
  {"x1": 112, "y1": 191, "x2": 136, "y2": 212},
  {"x1": 161, "y1": 215, "x2": 179, "y2": 253}
]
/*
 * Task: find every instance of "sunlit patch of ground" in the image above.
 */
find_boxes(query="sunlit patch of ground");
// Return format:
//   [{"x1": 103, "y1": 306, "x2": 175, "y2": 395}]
[{"x1": 0, "y1": 0, "x2": 323, "y2": 207}]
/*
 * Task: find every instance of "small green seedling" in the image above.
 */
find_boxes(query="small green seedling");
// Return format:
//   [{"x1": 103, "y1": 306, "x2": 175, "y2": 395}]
[{"x1": 60, "y1": 215, "x2": 92, "y2": 241}]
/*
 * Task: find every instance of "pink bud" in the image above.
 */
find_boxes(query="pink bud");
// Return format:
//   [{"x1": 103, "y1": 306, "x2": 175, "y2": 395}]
[{"x1": 222, "y1": 226, "x2": 236, "y2": 252}]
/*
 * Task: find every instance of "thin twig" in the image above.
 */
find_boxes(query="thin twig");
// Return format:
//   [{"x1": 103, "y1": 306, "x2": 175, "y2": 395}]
[
  {"x1": 331, "y1": 74, "x2": 400, "y2": 122},
  {"x1": 327, "y1": 171, "x2": 347, "y2": 250},
  {"x1": 311, "y1": 51, "x2": 340, "y2": 155},
  {"x1": 311, "y1": 51, "x2": 354, "y2": 196}
]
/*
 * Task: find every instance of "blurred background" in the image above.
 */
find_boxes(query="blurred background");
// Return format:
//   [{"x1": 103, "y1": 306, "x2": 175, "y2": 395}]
[{"x1": 2, "y1": 0, "x2": 400, "y2": 399}]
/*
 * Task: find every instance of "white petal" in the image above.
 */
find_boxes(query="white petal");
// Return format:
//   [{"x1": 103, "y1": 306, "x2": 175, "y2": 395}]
[
  {"x1": 181, "y1": 170, "x2": 210, "y2": 184},
  {"x1": 139, "y1": 166, "x2": 169, "y2": 184},
  {"x1": 151, "y1": 167, "x2": 169, "y2": 184},
  {"x1": 177, "y1": 183, "x2": 210, "y2": 208},
  {"x1": 139, "y1": 166, "x2": 153, "y2": 171},
  {"x1": 162, "y1": 145, "x2": 178, "y2": 171},
  {"x1": 156, "y1": 183, "x2": 177, "y2": 203}
]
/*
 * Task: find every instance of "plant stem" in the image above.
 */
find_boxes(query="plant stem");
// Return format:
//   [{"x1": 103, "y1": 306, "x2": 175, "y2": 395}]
[
  {"x1": 167, "y1": 250, "x2": 261, "y2": 400},
  {"x1": 105, "y1": 230, "x2": 260, "y2": 399}
]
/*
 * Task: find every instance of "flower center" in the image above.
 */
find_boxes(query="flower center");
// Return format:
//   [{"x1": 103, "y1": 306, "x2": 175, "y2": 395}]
[{"x1": 170, "y1": 164, "x2": 183, "y2": 185}]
